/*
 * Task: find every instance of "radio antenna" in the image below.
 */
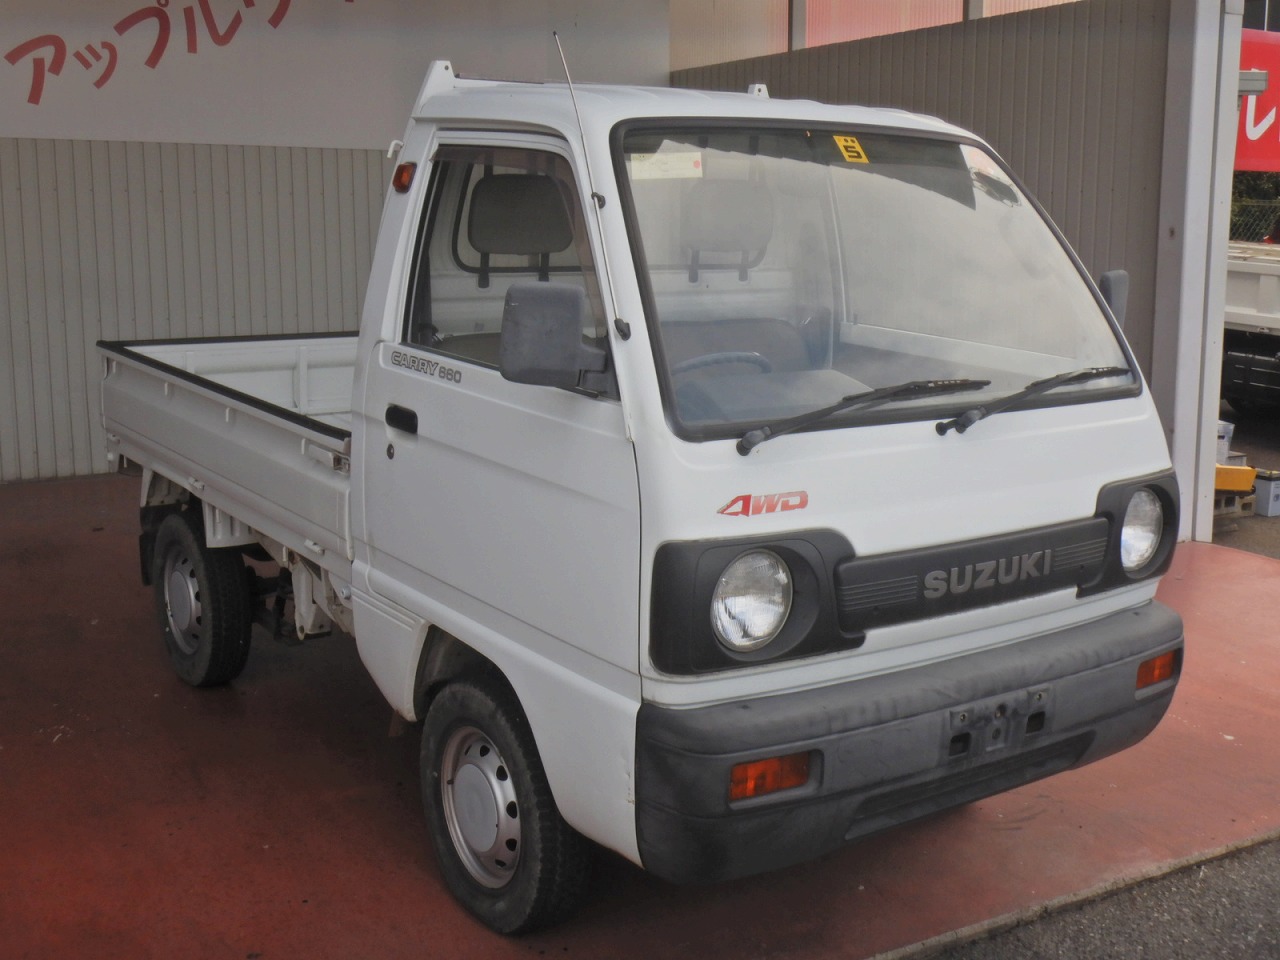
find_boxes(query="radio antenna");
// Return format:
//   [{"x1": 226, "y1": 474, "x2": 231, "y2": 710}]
[{"x1": 552, "y1": 31, "x2": 627, "y2": 339}]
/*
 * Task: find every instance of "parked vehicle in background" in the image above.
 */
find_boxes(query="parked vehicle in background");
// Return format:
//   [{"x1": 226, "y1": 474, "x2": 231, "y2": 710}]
[
  {"x1": 98, "y1": 63, "x2": 1184, "y2": 934},
  {"x1": 1224, "y1": 240, "x2": 1280, "y2": 415}
]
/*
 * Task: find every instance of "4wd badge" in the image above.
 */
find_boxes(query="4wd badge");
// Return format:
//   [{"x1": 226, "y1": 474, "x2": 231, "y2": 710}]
[{"x1": 718, "y1": 491, "x2": 809, "y2": 518}]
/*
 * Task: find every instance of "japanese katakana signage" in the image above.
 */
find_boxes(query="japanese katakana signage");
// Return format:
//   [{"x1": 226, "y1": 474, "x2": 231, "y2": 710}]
[
  {"x1": 2, "y1": 1, "x2": 669, "y2": 148},
  {"x1": 1238, "y1": 29, "x2": 1280, "y2": 172},
  {"x1": 1, "y1": 0, "x2": 387, "y2": 146},
  {"x1": 6, "y1": 1, "x2": 332, "y2": 107}
]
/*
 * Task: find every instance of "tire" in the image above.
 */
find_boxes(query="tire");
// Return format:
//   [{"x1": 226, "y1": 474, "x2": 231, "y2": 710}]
[
  {"x1": 420, "y1": 679, "x2": 591, "y2": 934},
  {"x1": 151, "y1": 510, "x2": 252, "y2": 687},
  {"x1": 1225, "y1": 397, "x2": 1257, "y2": 418},
  {"x1": 1225, "y1": 396, "x2": 1280, "y2": 419}
]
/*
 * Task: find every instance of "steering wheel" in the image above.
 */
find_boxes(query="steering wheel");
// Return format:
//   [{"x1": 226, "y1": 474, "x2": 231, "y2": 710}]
[{"x1": 671, "y1": 351, "x2": 773, "y2": 375}]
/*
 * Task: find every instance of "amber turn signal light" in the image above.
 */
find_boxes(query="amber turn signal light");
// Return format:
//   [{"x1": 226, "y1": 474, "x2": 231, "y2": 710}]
[
  {"x1": 729, "y1": 752, "x2": 811, "y2": 802},
  {"x1": 392, "y1": 162, "x2": 417, "y2": 193},
  {"x1": 1136, "y1": 650, "x2": 1179, "y2": 690}
]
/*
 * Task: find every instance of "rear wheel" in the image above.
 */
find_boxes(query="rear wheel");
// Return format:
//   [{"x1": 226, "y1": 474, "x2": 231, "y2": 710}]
[
  {"x1": 421, "y1": 678, "x2": 590, "y2": 934},
  {"x1": 151, "y1": 510, "x2": 251, "y2": 687}
]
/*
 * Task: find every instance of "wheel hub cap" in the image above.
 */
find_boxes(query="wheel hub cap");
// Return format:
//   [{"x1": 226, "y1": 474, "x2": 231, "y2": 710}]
[
  {"x1": 453, "y1": 764, "x2": 500, "y2": 851},
  {"x1": 440, "y1": 727, "x2": 521, "y2": 888},
  {"x1": 163, "y1": 554, "x2": 201, "y2": 655}
]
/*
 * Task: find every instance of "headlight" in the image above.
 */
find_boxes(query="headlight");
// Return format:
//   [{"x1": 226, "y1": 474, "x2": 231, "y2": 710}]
[
  {"x1": 711, "y1": 550, "x2": 793, "y2": 652},
  {"x1": 1120, "y1": 488, "x2": 1163, "y2": 572},
  {"x1": 1080, "y1": 472, "x2": 1178, "y2": 598}
]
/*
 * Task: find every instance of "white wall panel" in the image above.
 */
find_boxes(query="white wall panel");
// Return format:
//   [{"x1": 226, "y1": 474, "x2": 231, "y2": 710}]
[{"x1": 0, "y1": 139, "x2": 389, "y2": 481}]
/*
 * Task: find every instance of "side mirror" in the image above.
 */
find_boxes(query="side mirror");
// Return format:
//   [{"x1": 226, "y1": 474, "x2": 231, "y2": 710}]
[
  {"x1": 499, "y1": 282, "x2": 608, "y2": 390},
  {"x1": 1099, "y1": 269, "x2": 1129, "y2": 331}
]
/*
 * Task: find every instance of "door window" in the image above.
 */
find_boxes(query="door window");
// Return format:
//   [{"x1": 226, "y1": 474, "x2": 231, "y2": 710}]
[{"x1": 403, "y1": 145, "x2": 607, "y2": 369}]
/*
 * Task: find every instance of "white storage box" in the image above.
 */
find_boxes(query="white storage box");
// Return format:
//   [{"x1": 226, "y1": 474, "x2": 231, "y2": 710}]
[
  {"x1": 1255, "y1": 470, "x2": 1280, "y2": 517},
  {"x1": 1217, "y1": 420, "x2": 1235, "y2": 463}
]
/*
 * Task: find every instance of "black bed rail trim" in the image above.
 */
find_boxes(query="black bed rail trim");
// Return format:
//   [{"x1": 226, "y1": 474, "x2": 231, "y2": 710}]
[{"x1": 98, "y1": 335, "x2": 355, "y2": 444}]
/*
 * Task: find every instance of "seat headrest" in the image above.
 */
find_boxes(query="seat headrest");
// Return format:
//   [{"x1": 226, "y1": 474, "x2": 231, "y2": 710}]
[{"x1": 468, "y1": 174, "x2": 574, "y2": 256}]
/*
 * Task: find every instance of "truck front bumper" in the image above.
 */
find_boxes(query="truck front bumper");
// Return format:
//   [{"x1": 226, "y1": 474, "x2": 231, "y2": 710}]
[{"x1": 635, "y1": 600, "x2": 1182, "y2": 884}]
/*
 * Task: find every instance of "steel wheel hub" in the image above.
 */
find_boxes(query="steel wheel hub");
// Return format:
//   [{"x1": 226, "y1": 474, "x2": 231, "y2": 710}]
[
  {"x1": 163, "y1": 552, "x2": 202, "y2": 655},
  {"x1": 440, "y1": 726, "x2": 521, "y2": 889}
]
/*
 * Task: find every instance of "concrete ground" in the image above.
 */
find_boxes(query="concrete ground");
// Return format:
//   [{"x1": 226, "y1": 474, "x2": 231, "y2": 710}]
[
  {"x1": 923, "y1": 837, "x2": 1280, "y2": 959},
  {"x1": 2, "y1": 474, "x2": 1278, "y2": 960}
]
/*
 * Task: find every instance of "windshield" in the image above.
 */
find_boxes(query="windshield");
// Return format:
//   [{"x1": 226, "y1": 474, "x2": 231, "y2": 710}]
[{"x1": 617, "y1": 125, "x2": 1134, "y2": 439}]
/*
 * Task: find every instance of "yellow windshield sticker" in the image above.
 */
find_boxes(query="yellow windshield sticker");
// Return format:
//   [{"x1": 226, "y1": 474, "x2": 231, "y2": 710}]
[{"x1": 833, "y1": 135, "x2": 869, "y2": 164}]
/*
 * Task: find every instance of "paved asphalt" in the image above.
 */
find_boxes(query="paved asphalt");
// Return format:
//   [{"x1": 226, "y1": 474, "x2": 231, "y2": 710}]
[
  {"x1": 907, "y1": 405, "x2": 1280, "y2": 960},
  {"x1": 911, "y1": 836, "x2": 1280, "y2": 959}
]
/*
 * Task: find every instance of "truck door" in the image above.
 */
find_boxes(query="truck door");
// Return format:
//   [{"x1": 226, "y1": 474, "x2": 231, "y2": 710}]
[{"x1": 360, "y1": 138, "x2": 641, "y2": 680}]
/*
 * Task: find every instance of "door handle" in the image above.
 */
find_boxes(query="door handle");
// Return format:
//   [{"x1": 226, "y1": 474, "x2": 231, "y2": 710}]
[{"x1": 386, "y1": 403, "x2": 418, "y2": 434}]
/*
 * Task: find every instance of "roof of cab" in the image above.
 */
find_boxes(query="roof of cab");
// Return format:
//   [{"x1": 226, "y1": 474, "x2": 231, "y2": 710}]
[{"x1": 410, "y1": 61, "x2": 971, "y2": 141}]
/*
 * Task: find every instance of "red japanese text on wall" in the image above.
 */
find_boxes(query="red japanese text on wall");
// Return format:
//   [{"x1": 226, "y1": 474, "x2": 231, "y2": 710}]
[
  {"x1": 5, "y1": 0, "x2": 355, "y2": 107},
  {"x1": 1238, "y1": 29, "x2": 1280, "y2": 172}
]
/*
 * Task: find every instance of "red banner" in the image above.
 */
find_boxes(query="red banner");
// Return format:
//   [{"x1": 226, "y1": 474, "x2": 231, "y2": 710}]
[{"x1": 1237, "y1": 30, "x2": 1280, "y2": 172}]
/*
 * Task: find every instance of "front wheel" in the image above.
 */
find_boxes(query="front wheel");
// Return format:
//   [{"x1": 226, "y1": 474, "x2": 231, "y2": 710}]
[
  {"x1": 421, "y1": 679, "x2": 591, "y2": 934},
  {"x1": 151, "y1": 510, "x2": 251, "y2": 687}
]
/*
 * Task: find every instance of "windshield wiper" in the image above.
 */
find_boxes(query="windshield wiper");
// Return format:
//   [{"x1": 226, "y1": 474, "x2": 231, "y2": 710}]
[
  {"x1": 935, "y1": 366, "x2": 1132, "y2": 436},
  {"x1": 737, "y1": 378, "x2": 991, "y2": 455}
]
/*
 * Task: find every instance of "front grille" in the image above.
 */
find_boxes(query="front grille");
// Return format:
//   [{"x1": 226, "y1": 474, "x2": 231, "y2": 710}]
[
  {"x1": 840, "y1": 574, "x2": 918, "y2": 612},
  {"x1": 834, "y1": 517, "x2": 1110, "y2": 632}
]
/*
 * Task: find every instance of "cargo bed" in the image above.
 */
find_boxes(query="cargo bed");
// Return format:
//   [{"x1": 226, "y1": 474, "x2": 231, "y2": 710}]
[{"x1": 98, "y1": 334, "x2": 357, "y2": 573}]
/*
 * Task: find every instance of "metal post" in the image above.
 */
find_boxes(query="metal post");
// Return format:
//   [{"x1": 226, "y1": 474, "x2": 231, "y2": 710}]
[
  {"x1": 1150, "y1": 0, "x2": 1244, "y2": 541},
  {"x1": 790, "y1": 0, "x2": 807, "y2": 51}
]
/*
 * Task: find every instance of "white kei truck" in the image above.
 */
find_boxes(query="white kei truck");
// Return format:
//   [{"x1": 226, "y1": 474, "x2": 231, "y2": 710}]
[{"x1": 99, "y1": 62, "x2": 1184, "y2": 933}]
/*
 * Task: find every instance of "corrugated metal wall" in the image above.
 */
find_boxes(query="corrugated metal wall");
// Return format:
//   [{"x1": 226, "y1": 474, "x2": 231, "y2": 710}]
[
  {"x1": 0, "y1": 140, "x2": 389, "y2": 481},
  {"x1": 672, "y1": 0, "x2": 1170, "y2": 385}
]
